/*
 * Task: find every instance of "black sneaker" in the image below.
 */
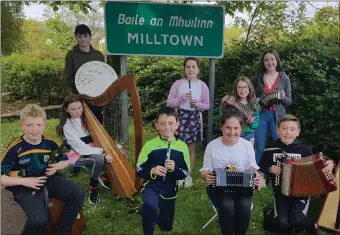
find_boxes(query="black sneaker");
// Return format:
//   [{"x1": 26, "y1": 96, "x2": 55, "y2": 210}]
[
  {"x1": 307, "y1": 225, "x2": 322, "y2": 235},
  {"x1": 263, "y1": 206, "x2": 273, "y2": 231},
  {"x1": 88, "y1": 186, "x2": 100, "y2": 204},
  {"x1": 69, "y1": 167, "x2": 80, "y2": 177}
]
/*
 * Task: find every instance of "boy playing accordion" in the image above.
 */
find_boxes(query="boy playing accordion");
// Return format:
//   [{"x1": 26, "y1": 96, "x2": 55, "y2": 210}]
[{"x1": 259, "y1": 114, "x2": 334, "y2": 234}]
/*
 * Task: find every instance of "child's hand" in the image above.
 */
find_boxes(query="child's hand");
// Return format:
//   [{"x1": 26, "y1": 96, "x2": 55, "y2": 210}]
[
  {"x1": 152, "y1": 166, "x2": 167, "y2": 176},
  {"x1": 246, "y1": 116, "x2": 255, "y2": 124},
  {"x1": 280, "y1": 90, "x2": 286, "y2": 99},
  {"x1": 22, "y1": 176, "x2": 47, "y2": 189},
  {"x1": 270, "y1": 165, "x2": 281, "y2": 175},
  {"x1": 183, "y1": 92, "x2": 192, "y2": 100},
  {"x1": 221, "y1": 95, "x2": 230, "y2": 104},
  {"x1": 202, "y1": 171, "x2": 215, "y2": 184},
  {"x1": 46, "y1": 161, "x2": 69, "y2": 176},
  {"x1": 191, "y1": 99, "x2": 197, "y2": 107},
  {"x1": 105, "y1": 154, "x2": 113, "y2": 164},
  {"x1": 254, "y1": 171, "x2": 262, "y2": 190},
  {"x1": 165, "y1": 160, "x2": 175, "y2": 170},
  {"x1": 323, "y1": 160, "x2": 334, "y2": 174}
]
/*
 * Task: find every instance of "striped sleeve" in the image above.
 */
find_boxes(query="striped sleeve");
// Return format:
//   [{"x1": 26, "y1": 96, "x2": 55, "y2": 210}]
[{"x1": 1, "y1": 138, "x2": 22, "y2": 175}]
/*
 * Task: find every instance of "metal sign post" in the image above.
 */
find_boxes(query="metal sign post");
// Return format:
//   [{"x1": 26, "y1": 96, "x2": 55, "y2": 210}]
[
  {"x1": 207, "y1": 58, "x2": 215, "y2": 144},
  {"x1": 120, "y1": 55, "x2": 129, "y2": 144}
]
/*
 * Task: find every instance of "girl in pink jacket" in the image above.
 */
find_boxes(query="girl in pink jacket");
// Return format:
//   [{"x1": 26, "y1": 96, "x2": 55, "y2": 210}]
[{"x1": 167, "y1": 57, "x2": 210, "y2": 187}]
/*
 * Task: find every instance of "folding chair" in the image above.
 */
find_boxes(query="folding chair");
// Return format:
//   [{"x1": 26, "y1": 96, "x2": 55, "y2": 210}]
[{"x1": 201, "y1": 199, "x2": 218, "y2": 231}]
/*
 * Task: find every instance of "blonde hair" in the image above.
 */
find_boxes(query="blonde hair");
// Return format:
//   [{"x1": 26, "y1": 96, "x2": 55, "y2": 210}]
[
  {"x1": 20, "y1": 104, "x2": 47, "y2": 122},
  {"x1": 278, "y1": 114, "x2": 300, "y2": 129}
]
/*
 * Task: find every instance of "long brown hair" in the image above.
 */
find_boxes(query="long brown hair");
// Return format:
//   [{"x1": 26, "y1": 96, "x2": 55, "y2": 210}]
[
  {"x1": 232, "y1": 76, "x2": 258, "y2": 111},
  {"x1": 258, "y1": 49, "x2": 283, "y2": 74},
  {"x1": 56, "y1": 95, "x2": 87, "y2": 137}
]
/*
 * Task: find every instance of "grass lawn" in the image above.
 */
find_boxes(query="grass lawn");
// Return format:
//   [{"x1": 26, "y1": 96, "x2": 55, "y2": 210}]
[{"x1": 1, "y1": 120, "x2": 330, "y2": 234}]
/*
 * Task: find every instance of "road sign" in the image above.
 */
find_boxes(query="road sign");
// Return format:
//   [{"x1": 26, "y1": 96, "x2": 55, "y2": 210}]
[{"x1": 104, "y1": 1, "x2": 224, "y2": 58}]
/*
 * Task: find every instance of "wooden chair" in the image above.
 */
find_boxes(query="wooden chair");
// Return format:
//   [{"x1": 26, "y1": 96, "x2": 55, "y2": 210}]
[{"x1": 48, "y1": 198, "x2": 85, "y2": 235}]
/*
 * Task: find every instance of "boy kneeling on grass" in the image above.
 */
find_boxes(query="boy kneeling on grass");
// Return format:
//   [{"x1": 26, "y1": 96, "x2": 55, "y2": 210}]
[
  {"x1": 136, "y1": 107, "x2": 190, "y2": 235},
  {"x1": 260, "y1": 114, "x2": 334, "y2": 235},
  {"x1": 1, "y1": 104, "x2": 85, "y2": 235}
]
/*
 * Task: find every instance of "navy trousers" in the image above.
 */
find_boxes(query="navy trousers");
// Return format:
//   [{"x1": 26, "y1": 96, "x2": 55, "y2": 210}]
[{"x1": 141, "y1": 188, "x2": 176, "y2": 235}]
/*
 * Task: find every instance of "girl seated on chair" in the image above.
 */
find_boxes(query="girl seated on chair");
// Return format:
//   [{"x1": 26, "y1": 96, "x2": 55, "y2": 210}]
[
  {"x1": 56, "y1": 95, "x2": 113, "y2": 204},
  {"x1": 200, "y1": 109, "x2": 262, "y2": 235}
]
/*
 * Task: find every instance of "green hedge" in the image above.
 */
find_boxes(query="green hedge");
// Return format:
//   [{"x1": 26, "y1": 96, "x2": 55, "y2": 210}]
[{"x1": 2, "y1": 53, "x2": 70, "y2": 104}]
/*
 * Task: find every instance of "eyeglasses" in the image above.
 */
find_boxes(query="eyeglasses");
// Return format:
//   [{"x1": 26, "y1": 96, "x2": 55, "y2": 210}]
[{"x1": 237, "y1": 86, "x2": 249, "y2": 90}]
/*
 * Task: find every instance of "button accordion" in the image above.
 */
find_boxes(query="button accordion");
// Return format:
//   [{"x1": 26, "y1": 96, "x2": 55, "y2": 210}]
[
  {"x1": 208, "y1": 168, "x2": 257, "y2": 195},
  {"x1": 222, "y1": 95, "x2": 254, "y2": 121},
  {"x1": 281, "y1": 153, "x2": 337, "y2": 197},
  {"x1": 258, "y1": 89, "x2": 282, "y2": 109},
  {"x1": 272, "y1": 150, "x2": 302, "y2": 188}
]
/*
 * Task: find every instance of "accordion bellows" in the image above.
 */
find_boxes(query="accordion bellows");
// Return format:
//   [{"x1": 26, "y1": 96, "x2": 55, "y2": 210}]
[
  {"x1": 281, "y1": 153, "x2": 337, "y2": 197},
  {"x1": 222, "y1": 96, "x2": 254, "y2": 120},
  {"x1": 259, "y1": 89, "x2": 282, "y2": 108}
]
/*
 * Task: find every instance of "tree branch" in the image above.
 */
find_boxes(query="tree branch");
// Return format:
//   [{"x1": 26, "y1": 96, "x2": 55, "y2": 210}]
[
  {"x1": 244, "y1": 3, "x2": 260, "y2": 46},
  {"x1": 306, "y1": 2, "x2": 322, "y2": 10}
]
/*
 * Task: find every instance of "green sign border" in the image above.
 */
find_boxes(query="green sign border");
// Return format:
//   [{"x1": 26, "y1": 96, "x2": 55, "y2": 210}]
[{"x1": 104, "y1": 1, "x2": 225, "y2": 58}]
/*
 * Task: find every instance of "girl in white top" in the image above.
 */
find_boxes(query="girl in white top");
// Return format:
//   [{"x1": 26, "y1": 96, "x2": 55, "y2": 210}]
[
  {"x1": 56, "y1": 95, "x2": 112, "y2": 204},
  {"x1": 200, "y1": 109, "x2": 262, "y2": 235}
]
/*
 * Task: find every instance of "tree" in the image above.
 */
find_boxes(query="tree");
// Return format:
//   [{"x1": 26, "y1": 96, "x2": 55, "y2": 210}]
[
  {"x1": 42, "y1": 2, "x2": 104, "y2": 49},
  {"x1": 1, "y1": 1, "x2": 24, "y2": 55},
  {"x1": 231, "y1": 2, "x2": 309, "y2": 46},
  {"x1": 297, "y1": 5, "x2": 340, "y2": 40},
  {"x1": 21, "y1": 20, "x2": 48, "y2": 53},
  {"x1": 35, "y1": 1, "x2": 94, "y2": 14},
  {"x1": 44, "y1": 16, "x2": 74, "y2": 51}
]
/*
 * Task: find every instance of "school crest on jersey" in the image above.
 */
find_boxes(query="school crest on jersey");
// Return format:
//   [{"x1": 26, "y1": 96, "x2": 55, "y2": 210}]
[{"x1": 44, "y1": 155, "x2": 50, "y2": 163}]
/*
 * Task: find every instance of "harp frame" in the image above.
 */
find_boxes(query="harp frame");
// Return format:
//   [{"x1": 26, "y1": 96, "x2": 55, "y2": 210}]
[
  {"x1": 76, "y1": 74, "x2": 142, "y2": 198},
  {"x1": 317, "y1": 162, "x2": 340, "y2": 233}
]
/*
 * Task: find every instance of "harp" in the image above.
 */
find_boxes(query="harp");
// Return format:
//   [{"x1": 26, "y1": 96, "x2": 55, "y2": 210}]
[
  {"x1": 76, "y1": 74, "x2": 142, "y2": 199},
  {"x1": 317, "y1": 163, "x2": 340, "y2": 233}
]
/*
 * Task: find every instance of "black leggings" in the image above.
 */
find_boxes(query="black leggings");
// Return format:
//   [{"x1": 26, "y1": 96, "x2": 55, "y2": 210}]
[
  {"x1": 207, "y1": 189, "x2": 252, "y2": 235},
  {"x1": 75, "y1": 154, "x2": 105, "y2": 180}
]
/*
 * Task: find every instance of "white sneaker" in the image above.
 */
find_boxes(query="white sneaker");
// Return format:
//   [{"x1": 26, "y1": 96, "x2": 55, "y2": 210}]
[
  {"x1": 177, "y1": 180, "x2": 184, "y2": 187},
  {"x1": 184, "y1": 176, "x2": 193, "y2": 188}
]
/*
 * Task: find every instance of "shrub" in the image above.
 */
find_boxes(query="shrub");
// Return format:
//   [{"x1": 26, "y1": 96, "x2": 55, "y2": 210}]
[{"x1": 2, "y1": 53, "x2": 70, "y2": 104}]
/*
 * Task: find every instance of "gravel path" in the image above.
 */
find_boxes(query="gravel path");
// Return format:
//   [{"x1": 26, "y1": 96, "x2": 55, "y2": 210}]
[{"x1": 1, "y1": 189, "x2": 26, "y2": 234}]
